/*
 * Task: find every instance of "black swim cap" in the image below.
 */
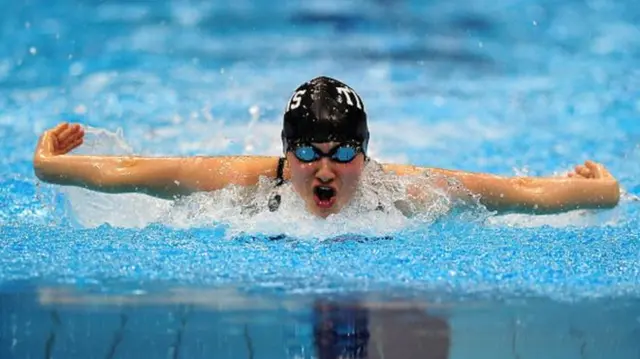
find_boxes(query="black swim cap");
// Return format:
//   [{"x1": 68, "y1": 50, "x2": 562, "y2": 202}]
[{"x1": 282, "y1": 76, "x2": 369, "y2": 153}]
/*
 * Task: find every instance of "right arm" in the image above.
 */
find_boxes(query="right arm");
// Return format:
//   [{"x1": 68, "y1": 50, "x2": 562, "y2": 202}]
[
  {"x1": 382, "y1": 162, "x2": 620, "y2": 214},
  {"x1": 33, "y1": 123, "x2": 281, "y2": 200}
]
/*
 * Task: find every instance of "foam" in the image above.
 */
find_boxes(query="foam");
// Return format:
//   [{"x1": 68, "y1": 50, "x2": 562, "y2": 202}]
[{"x1": 60, "y1": 128, "x2": 468, "y2": 236}]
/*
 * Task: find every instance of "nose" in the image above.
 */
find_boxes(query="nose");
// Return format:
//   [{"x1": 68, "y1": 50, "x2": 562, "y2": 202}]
[{"x1": 315, "y1": 158, "x2": 336, "y2": 183}]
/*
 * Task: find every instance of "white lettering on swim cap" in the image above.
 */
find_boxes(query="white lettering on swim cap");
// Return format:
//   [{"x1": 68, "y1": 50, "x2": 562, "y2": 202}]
[
  {"x1": 336, "y1": 86, "x2": 362, "y2": 110},
  {"x1": 287, "y1": 90, "x2": 306, "y2": 111}
]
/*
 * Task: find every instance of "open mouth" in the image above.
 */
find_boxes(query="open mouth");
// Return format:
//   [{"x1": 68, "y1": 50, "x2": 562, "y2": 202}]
[{"x1": 314, "y1": 186, "x2": 336, "y2": 209}]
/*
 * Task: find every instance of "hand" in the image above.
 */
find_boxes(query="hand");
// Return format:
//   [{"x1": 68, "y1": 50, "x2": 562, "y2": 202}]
[
  {"x1": 567, "y1": 160, "x2": 616, "y2": 180},
  {"x1": 34, "y1": 123, "x2": 84, "y2": 159}
]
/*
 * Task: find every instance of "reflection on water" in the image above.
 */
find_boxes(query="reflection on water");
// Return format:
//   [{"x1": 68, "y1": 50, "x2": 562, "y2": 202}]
[
  {"x1": 313, "y1": 300, "x2": 449, "y2": 359},
  {"x1": 1, "y1": 286, "x2": 639, "y2": 359}
]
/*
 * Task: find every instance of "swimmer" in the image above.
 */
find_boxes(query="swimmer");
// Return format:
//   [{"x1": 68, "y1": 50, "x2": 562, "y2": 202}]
[{"x1": 33, "y1": 76, "x2": 620, "y2": 218}]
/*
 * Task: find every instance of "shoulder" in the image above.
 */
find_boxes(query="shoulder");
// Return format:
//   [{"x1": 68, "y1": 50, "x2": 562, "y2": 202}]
[
  {"x1": 380, "y1": 162, "x2": 427, "y2": 176},
  {"x1": 216, "y1": 155, "x2": 280, "y2": 172},
  {"x1": 184, "y1": 155, "x2": 282, "y2": 188},
  {"x1": 219, "y1": 155, "x2": 281, "y2": 181}
]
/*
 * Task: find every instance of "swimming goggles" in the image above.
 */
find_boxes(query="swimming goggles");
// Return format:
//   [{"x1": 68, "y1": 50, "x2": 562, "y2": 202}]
[{"x1": 292, "y1": 143, "x2": 363, "y2": 163}]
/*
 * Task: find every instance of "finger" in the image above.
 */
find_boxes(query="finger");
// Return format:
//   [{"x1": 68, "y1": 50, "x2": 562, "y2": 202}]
[
  {"x1": 56, "y1": 123, "x2": 82, "y2": 141},
  {"x1": 584, "y1": 161, "x2": 604, "y2": 178},
  {"x1": 50, "y1": 132, "x2": 59, "y2": 152},
  {"x1": 57, "y1": 137, "x2": 83, "y2": 155},
  {"x1": 52, "y1": 122, "x2": 69, "y2": 135},
  {"x1": 576, "y1": 164, "x2": 590, "y2": 173},
  {"x1": 68, "y1": 123, "x2": 83, "y2": 133},
  {"x1": 587, "y1": 161, "x2": 612, "y2": 179},
  {"x1": 575, "y1": 166, "x2": 592, "y2": 178},
  {"x1": 58, "y1": 127, "x2": 84, "y2": 148},
  {"x1": 584, "y1": 160, "x2": 604, "y2": 172},
  {"x1": 57, "y1": 125, "x2": 78, "y2": 141}
]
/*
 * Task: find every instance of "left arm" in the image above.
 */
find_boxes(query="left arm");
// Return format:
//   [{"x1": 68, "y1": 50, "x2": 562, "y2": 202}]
[{"x1": 382, "y1": 160, "x2": 620, "y2": 214}]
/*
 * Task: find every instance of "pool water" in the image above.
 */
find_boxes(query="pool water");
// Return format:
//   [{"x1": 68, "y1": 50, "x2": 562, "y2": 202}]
[{"x1": 1, "y1": 0, "x2": 639, "y2": 358}]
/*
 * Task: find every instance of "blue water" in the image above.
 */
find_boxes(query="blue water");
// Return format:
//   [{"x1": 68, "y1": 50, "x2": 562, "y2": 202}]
[{"x1": 1, "y1": 0, "x2": 640, "y2": 358}]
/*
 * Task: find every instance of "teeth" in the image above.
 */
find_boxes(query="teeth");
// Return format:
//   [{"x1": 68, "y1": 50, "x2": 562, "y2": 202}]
[{"x1": 315, "y1": 186, "x2": 335, "y2": 200}]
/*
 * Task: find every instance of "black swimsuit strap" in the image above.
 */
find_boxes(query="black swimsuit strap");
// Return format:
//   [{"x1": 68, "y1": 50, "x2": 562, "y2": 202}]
[
  {"x1": 268, "y1": 157, "x2": 286, "y2": 212},
  {"x1": 275, "y1": 157, "x2": 286, "y2": 186}
]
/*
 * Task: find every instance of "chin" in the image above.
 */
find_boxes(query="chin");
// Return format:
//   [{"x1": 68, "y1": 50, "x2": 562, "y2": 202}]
[
  {"x1": 315, "y1": 212, "x2": 331, "y2": 219},
  {"x1": 309, "y1": 203, "x2": 341, "y2": 218}
]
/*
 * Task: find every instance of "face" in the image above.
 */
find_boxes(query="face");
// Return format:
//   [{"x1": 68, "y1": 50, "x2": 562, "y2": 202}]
[{"x1": 286, "y1": 142, "x2": 366, "y2": 218}]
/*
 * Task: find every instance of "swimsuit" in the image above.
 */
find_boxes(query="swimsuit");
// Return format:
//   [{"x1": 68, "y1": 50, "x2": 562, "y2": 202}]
[{"x1": 267, "y1": 157, "x2": 287, "y2": 212}]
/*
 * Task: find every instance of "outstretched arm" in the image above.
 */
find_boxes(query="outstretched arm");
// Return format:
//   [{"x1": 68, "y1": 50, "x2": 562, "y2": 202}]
[
  {"x1": 382, "y1": 161, "x2": 620, "y2": 214},
  {"x1": 33, "y1": 123, "x2": 280, "y2": 200}
]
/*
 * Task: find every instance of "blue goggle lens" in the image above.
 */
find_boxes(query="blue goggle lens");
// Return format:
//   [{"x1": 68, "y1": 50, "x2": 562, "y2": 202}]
[
  {"x1": 293, "y1": 145, "x2": 360, "y2": 163},
  {"x1": 294, "y1": 146, "x2": 319, "y2": 162},
  {"x1": 333, "y1": 146, "x2": 358, "y2": 162}
]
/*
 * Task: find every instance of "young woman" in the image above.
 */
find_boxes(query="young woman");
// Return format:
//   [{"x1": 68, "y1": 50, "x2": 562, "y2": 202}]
[{"x1": 33, "y1": 76, "x2": 620, "y2": 218}]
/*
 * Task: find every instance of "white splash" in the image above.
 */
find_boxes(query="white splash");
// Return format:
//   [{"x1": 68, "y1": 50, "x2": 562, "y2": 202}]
[
  {"x1": 60, "y1": 127, "x2": 173, "y2": 228},
  {"x1": 59, "y1": 128, "x2": 458, "y2": 237}
]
